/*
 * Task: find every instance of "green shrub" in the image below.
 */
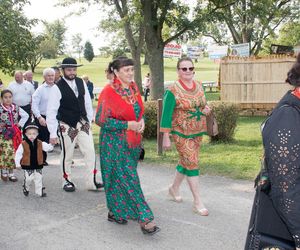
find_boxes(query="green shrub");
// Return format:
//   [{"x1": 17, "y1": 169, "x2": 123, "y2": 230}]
[
  {"x1": 143, "y1": 101, "x2": 158, "y2": 139},
  {"x1": 209, "y1": 101, "x2": 239, "y2": 142}
]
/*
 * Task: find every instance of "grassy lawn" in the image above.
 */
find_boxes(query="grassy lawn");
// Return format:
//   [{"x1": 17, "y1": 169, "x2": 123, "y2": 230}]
[{"x1": 0, "y1": 57, "x2": 219, "y2": 87}]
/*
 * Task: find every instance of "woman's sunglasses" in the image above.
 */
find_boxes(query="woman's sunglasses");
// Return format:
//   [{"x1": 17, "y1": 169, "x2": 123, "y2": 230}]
[{"x1": 179, "y1": 67, "x2": 195, "y2": 72}]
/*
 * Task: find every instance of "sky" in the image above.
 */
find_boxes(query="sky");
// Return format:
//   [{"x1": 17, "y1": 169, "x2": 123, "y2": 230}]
[{"x1": 23, "y1": 0, "x2": 108, "y2": 55}]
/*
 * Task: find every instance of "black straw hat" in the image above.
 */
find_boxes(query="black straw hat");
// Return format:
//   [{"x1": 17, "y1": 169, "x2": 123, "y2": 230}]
[{"x1": 59, "y1": 57, "x2": 83, "y2": 68}]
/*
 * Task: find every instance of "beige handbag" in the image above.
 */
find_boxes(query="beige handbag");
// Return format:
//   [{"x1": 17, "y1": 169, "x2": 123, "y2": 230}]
[{"x1": 206, "y1": 112, "x2": 218, "y2": 137}]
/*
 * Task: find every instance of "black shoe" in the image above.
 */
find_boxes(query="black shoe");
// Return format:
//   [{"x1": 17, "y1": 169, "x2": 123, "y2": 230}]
[
  {"x1": 23, "y1": 188, "x2": 29, "y2": 197},
  {"x1": 63, "y1": 183, "x2": 75, "y2": 192},
  {"x1": 41, "y1": 187, "x2": 47, "y2": 197},
  {"x1": 107, "y1": 212, "x2": 128, "y2": 225},
  {"x1": 95, "y1": 182, "x2": 104, "y2": 189},
  {"x1": 43, "y1": 161, "x2": 49, "y2": 166}
]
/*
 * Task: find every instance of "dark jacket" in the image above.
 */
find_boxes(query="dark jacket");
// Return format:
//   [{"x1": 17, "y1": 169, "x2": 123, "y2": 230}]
[{"x1": 262, "y1": 90, "x2": 300, "y2": 244}]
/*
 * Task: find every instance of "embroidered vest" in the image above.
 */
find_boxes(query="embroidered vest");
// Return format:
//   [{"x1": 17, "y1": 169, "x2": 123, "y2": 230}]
[
  {"x1": 56, "y1": 77, "x2": 87, "y2": 128},
  {"x1": 20, "y1": 140, "x2": 44, "y2": 169},
  {"x1": 0, "y1": 104, "x2": 19, "y2": 134}
]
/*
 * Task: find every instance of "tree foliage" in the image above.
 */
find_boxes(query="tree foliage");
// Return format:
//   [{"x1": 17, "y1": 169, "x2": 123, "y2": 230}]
[
  {"x1": 43, "y1": 19, "x2": 67, "y2": 56},
  {"x1": 202, "y1": 0, "x2": 300, "y2": 55},
  {"x1": 84, "y1": 41, "x2": 95, "y2": 62},
  {"x1": 72, "y1": 33, "x2": 84, "y2": 59},
  {"x1": 24, "y1": 34, "x2": 45, "y2": 72},
  {"x1": 261, "y1": 19, "x2": 300, "y2": 54},
  {"x1": 0, "y1": 0, "x2": 36, "y2": 74}
]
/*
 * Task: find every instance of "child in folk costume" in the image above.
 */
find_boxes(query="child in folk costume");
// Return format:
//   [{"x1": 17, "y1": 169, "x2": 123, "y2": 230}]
[
  {"x1": 0, "y1": 89, "x2": 28, "y2": 182},
  {"x1": 15, "y1": 123, "x2": 53, "y2": 197}
]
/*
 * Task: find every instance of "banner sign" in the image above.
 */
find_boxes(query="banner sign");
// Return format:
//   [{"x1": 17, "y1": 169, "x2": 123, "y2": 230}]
[
  {"x1": 208, "y1": 45, "x2": 228, "y2": 59},
  {"x1": 163, "y1": 43, "x2": 182, "y2": 58},
  {"x1": 230, "y1": 43, "x2": 250, "y2": 57},
  {"x1": 271, "y1": 44, "x2": 294, "y2": 55},
  {"x1": 187, "y1": 46, "x2": 203, "y2": 59}
]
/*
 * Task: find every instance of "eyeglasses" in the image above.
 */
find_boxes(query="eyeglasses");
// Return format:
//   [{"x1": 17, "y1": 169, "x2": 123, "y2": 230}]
[{"x1": 179, "y1": 67, "x2": 195, "y2": 72}]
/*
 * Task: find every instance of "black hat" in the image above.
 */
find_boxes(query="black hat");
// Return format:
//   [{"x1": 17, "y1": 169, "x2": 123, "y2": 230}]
[
  {"x1": 59, "y1": 57, "x2": 83, "y2": 68},
  {"x1": 24, "y1": 122, "x2": 39, "y2": 131}
]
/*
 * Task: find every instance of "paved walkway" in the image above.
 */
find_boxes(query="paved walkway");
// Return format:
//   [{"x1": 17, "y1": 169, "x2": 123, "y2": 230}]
[{"x1": 0, "y1": 147, "x2": 255, "y2": 250}]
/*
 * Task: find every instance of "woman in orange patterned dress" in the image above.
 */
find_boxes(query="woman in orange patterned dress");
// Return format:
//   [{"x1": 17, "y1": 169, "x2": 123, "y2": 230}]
[{"x1": 160, "y1": 57, "x2": 211, "y2": 216}]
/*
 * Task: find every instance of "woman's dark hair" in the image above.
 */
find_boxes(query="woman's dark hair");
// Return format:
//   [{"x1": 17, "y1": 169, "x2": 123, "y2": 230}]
[
  {"x1": 286, "y1": 53, "x2": 300, "y2": 87},
  {"x1": 1, "y1": 89, "x2": 13, "y2": 98},
  {"x1": 108, "y1": 57, "x2": 134, "y2": 74},
  {"x1": 177, "y1": 57, "x2": 194, "y2": 69}
]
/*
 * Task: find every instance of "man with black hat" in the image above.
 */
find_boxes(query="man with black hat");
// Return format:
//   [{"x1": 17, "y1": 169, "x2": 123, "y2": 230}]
[{"x1": 46, "y1": 57, "x2": 103, "y2": 192}]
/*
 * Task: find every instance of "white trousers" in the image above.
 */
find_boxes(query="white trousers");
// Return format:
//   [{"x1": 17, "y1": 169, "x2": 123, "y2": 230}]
[
  {"x1": 58, "y1": 120, "x2": 96, "y2": 189},
  {"x1": 23, "y1": 170, "x2": 43, "y2": 196}
]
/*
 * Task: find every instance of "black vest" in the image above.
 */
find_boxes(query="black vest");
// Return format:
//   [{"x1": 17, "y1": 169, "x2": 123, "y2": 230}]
[{"x1": 56, "y1": 77, "x2": 88, "y2": 128}]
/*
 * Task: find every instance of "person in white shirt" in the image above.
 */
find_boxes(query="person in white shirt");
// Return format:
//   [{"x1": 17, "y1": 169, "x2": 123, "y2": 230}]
[
  {"x1": 15, "y1": 123, "x2": 53, "y2": 197},
  {"x1": 7, "y1": 71, "x2": 35, "y2": 115},
  {"x1": 46, "y1": 57, "x2": 103, "y2": 192},
  {"x1": 32, "y1": 68, "x2": 55, "y2": 166},
  {"x1": 142, "y1": 73, "x2": 151, "y2": 102}
]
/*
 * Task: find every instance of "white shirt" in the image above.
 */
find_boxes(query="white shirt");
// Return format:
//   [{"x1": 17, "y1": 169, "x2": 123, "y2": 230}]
[
  {"x1": 32, "y1": 82, "x2": 54, "y2": 118},
  {"x1": 18, "y1": 107, "x2": 29, "y2": 128},
  {"x1": 15, "y1": 142, "x2": 54, "y2": 167},
  {"x1": 7, "y1": 81, "x2": 35, "y2": 106},
  {"x1": 46, "y1": 78, "x2": 93, "y2": 138}
]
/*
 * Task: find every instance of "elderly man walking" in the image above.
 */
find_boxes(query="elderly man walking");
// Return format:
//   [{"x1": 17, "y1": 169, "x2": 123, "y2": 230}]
[
  {"x1": 32, "y1": 68, "x2": 56, "y2": 166},
  {"x1": 47, "y1": 57, "x2": 103, "y2": 192},
  {"x1": 24, "y1": 70, "x2": 39, "y2": 90},
  {"x1": 8, "y1": 71, "x2": 35, "y2": 116}
]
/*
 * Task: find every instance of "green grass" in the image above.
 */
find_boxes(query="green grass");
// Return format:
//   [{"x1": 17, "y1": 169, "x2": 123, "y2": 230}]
[{"x1": 0, "y1": 57, "x2": 219, "y2": 87}]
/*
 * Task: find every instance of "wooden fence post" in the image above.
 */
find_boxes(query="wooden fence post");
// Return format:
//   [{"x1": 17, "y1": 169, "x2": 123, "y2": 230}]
[{"x1": 157, "y1": 99, "x2": 163, "y2": 155}]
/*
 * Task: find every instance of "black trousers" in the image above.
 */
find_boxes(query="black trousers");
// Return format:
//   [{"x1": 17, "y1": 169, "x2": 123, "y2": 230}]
[{"x1": 37, "y1": 115, "x2": 50, "y2": 162}]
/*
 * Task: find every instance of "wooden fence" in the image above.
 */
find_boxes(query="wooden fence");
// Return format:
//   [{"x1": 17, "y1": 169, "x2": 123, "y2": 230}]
[{"x1": 220, "y1": 55, "x2": 296, "y2": 114}]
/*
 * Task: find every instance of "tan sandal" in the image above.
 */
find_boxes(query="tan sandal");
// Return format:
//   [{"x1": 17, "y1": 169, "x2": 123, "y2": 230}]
[
  {"x1": 168, "y1": 186, "x2": 183, "y2": 203},
  {"x1": 193, "y1": 205, "x2": 209, "y2": 216}
]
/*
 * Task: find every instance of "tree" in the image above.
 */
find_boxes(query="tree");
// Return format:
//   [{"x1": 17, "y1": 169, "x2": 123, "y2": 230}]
[
  {"x1": 0, "y1": 0, "x2": 36, "y2": 74},
  {"x1": 43, "y1": 19, "x2": 67, "y2": 55},
  {"x1": 40, "y1": 38, "x2": 58, "y2": 59},
  {"x1": 72, "y1": 33, "x2": 84, "y2": 60},
  {"x1": 24, "y1": 35, "x2": 45, "y2": 72},
  {"x1": 58, "y1": 0, "x2": 145, "y2": 91},
  {"x1": 84, "y1": 41, "x2": 95, "y2": 62},
  {"x1": 140, "y1": 0, "x2": 218, "y2": 99},
  {"x1": 261, "y1": 19, "x2": 300, "y2": 54},
  {"x1": 277, "y1": 20, "x2": 300, "y2": 46},
  {"x1": 203, "y1": 0, "x2": 300, "y2": 55}
]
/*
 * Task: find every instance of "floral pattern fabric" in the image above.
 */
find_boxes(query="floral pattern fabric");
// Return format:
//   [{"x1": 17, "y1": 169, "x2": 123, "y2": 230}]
[
  {"x1": 0, "y1": 104, "x2": 20, "y2": 170},
  {"x1": 96, "y1": 88, "x2": 154, "y2": 223},
  {"x1": 160, "y1": 80, "x2": 208, "y2": 176},
  {"x1": 0, "y1": 136, "x2": 15, "y2": 170}
]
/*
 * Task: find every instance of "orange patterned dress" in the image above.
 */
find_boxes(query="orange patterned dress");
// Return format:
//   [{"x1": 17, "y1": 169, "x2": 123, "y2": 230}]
[{"x1": 160, "y1": 80, "x2": 208, "y2": 176}]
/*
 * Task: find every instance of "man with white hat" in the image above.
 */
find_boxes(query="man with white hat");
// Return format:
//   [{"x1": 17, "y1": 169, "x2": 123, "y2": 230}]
[{"x1": 46, "y1": 57, "x2": 103, "y2": 192}]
